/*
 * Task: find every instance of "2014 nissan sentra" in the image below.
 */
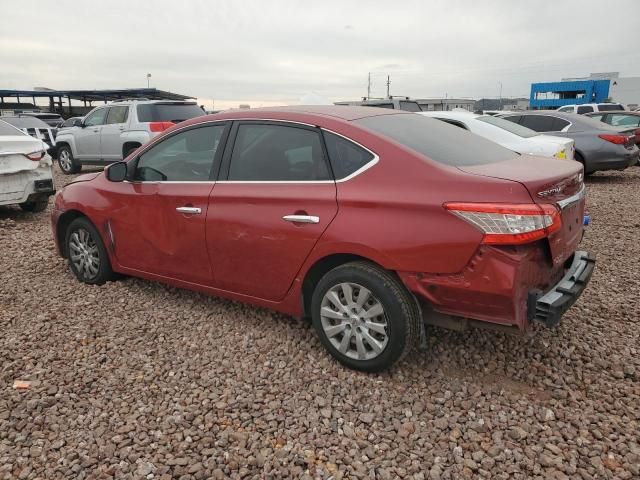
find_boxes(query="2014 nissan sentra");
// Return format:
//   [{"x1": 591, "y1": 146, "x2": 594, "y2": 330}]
[{"x1": 51, "y1": 106, "x2": 595, "y2": 371}]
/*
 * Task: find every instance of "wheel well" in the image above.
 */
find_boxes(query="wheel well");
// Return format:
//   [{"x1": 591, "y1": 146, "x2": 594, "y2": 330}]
[
  {"x1": 301, "y1": 253, "x2": 377, "y2": 319},
  {"x1": 122, "y1": 142, "x2": 141, "y2": 158},
  {"x1": 56, "y1": 210, "x2": 86, "y2": 258}
]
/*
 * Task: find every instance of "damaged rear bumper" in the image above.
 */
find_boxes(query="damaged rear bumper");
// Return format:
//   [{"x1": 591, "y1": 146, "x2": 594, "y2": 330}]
[{"x1": 527, "y1": 251, "x2": 595, "y2": 327}]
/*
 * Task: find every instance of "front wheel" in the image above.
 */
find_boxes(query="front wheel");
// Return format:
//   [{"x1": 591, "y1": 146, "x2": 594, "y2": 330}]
[
  {"x1": 311, "y1": 261, "x2": 421, "y2": 372},
  {"x1": 65, "y1": 217, "x2": 115, "y2": 284},
  {"x1": 57, "y1": 145, "x2": 80, "y2": 174}
]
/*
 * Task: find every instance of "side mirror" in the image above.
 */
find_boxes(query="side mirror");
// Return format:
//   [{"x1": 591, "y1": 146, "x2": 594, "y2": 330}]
[
  {"x1": 106, "y1": 162, "x2": 127, "y2": 182},
  {"x1": 73, "y1": 119, "x2": 83, "y2": 127}
]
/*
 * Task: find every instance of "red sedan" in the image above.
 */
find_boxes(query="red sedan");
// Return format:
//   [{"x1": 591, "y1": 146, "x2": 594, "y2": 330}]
[{"x1": 51, "y1": 106, "x2": 595, "y2": 371}]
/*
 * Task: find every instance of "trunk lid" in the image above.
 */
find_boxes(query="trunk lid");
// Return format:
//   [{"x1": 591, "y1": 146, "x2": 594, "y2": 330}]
[
  {"x1": 458, "y1": 155, "x2": 585, "y2": 266},
  {"x1": 0, "y1": 135, "x2": 48, "y2": 175}
]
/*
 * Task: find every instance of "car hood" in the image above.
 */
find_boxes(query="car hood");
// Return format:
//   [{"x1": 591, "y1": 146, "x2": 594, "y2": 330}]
[{"x1": 66, "y1": 171, "x2": 102, "y2": 185}]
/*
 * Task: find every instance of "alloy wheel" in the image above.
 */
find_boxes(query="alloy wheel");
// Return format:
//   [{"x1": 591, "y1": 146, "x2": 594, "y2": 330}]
[
  {"x1": 58, "y1": 149, "x2": 72, "y2": 172},
  {"x1": 69, "y1": 228, "x2": 100, "y2": 280},
  {"x1": 320, "y1": 282, "x2": 389, "y2": 360}
]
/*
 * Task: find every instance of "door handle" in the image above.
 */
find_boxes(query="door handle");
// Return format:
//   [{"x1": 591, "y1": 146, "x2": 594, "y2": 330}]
[
  {"x1": 282, "y1": 214, "x2": 320, "y2": 224},
  {"x1": 176, "y1": 206, "x2": 202, "y2": 214}
]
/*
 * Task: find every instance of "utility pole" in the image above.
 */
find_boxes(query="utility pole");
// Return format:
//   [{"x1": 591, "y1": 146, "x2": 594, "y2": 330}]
[
  {"x1": 367, "y1": 72, "x2": 371, "y2": 100},
  {"x1": 386, "y1": 75, "x2": 390, "y2": 99},
  {"x1": 498, "y1": 81, "x2": 503, "y2": 109}
]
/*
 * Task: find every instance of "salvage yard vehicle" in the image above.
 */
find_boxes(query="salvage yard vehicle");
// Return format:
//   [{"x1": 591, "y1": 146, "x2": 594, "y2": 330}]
[
  {"x1": 51, "y1": 106, "x2": 595, "y2": 371},
  {"x1": 419, "y1": 110, "x2": 575, "y2": 160},
  {"x1": 500, "y1": 111, "x2": 639, "y2": 174},
  {"x1": 556, "y1": 103, "x2": 625, "y2": 114},
  {"x1": 334, "y1": 98, "x2": 422, "y2": 112},
  {"x1": 0, "y1": 115, "x2": 57, "y2": 154},
  {"x1": 54, "y1": 99, "x2": 205, "y2": 174},
  {"x1": 0, "y1": 120, "x2": 55, "y2": 212}
]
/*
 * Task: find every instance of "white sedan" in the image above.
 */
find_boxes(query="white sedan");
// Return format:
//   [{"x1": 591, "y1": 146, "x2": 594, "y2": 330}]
[
  {"x1": 419, "y1": 111, "x2": 575, "y2": 160},
  {"x1": 0, "y1": 120, "x2": 55, "y2": 212}
]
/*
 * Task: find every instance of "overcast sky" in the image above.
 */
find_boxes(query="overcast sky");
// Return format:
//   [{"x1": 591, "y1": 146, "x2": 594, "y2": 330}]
[{"x1": 2, "y1": 0, "x2": 639, "y2": 109}]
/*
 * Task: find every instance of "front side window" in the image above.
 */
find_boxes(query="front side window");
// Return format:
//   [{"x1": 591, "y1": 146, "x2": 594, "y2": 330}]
[
  {"x1": 134, "y1": 124, "x2": 225, "y2": 181},
  {"x1": 557, "y1": 106, "x2": 573, "y2": 113},
  {"x1": 323, "y1": 131, "x2": 374, "y2": 179},
  {"x1": 84, "y1": 109, "x2": 108, "y2": 127},
  {"x1": 228, "y1": 124, "x2": 331, "y2": 181},
  {"x1": 106, "y1": 106, "x2": 129, "y2": 125}
]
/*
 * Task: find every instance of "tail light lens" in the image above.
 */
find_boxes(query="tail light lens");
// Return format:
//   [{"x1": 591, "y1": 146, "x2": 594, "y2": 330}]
[
  {"x1": 444, "y1": 203, "x2": 561, "y2": 245},
  {"x1": 24, "y1": 150, "x2": 45, "y2": 161},
  {"x1": 598, "y1": 134, "x2": 630, "y2": 145},
  {"x1": 149, "y1": 122, "x2": 175, "y2": 132}
]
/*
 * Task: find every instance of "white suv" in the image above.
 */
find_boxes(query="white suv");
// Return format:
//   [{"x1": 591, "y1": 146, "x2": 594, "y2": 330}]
[
  {"x1": 556, "y1": 103, "x2": 625, "y2": 115},
  {"x1": 54, "y1": 99, "x2": 205, "y2": 174}
]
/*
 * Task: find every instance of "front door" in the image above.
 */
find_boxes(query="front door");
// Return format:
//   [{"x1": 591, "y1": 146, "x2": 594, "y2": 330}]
[
  {"x1": 75, "y1": 107, "x2": 107, "y2": 160},
  {"x1": 207, "y1": 121, "x2": 338, "y2": 301},
  {"x1": 100, "y1": 105, "x2": 130, "y2": 161},
  {"x1": 109, "y1": 123, "x2": 228, "y2": 284}
]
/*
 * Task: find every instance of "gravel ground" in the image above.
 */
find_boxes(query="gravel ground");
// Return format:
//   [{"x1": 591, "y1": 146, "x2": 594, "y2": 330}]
[{"x1": 1, "y1": 165, "x2": 639, "y2": 480}]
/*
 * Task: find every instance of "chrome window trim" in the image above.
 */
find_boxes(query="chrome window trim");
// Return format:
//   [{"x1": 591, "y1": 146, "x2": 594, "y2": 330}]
[
  {"x1": 557, "y1": 184, "x2": 585, "y2": 209},
  {"x1": 128, "y1": 118, "x2": 380, "y2": 185}
]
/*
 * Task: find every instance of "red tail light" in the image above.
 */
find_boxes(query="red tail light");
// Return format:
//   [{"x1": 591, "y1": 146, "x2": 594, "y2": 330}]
[
  {"x1": 149, "y1": 122, "x2": 175, "y2": 132},
  {"x1": 24, "y1": 150, "x2": 45, "y2": 161},
  {"x1": 598, "y1": 134, "x2": 630, "y2": 145},
  {"x1": 444, "y1": 203, "x2": 562, "y2": 245}
]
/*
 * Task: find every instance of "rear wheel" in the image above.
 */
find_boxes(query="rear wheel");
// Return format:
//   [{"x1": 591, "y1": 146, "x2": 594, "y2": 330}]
[
  {"x1": 19, "y1": 198, "x2": 49, "y2": 213},
  {"x1": 311, "y1": 261, "x2": 421, "y2": 372},
  {"x1": 58, "y1": 145, "x2": 80, "y2": 174},
  {"x1": 65, "y1": 217, "x2": 115, "y2": 284},
  {"x1": 575, "y1": 151, "x2": 593, "y2": 175}
]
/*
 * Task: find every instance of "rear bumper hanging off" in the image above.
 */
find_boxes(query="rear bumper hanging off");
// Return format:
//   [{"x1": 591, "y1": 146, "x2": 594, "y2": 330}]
[{"x1": 528, "y1": 251, "x2": 596, "y2": 327}]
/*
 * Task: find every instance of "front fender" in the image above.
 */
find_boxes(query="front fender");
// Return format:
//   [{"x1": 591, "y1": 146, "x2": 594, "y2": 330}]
[{"x1": 54, "y1": 133, "x2": 77, "y2": 156}]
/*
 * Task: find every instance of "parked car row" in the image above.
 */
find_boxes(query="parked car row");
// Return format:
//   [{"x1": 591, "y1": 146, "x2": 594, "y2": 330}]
[{"x1": 51, "y1": 106, "x2": 596, "y2": 371}]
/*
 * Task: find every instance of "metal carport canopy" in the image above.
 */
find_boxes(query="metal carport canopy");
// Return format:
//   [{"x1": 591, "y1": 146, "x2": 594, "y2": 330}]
[{"x1": 0, "y1": 88, "x2": 195, "y2": 102}]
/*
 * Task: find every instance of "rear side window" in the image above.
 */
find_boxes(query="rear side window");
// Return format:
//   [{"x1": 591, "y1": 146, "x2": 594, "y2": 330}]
[
  {"x1": 598, "y1": 104, "x2": 624, "y2": 112},
  {"x1": 355, "y1": 113, "x2": 517, "y2": 166},
  {"x1": 519, "y1": 115, "x2": 557, "y2": 132},
  {"x1": 399, "y1": 101, "x2": 422, "y2": 112},
  {"x1": 106, "y1": 106, "x2": 129, "y2": 124},
  {"x1": 136, "y1": 103, "x2": 205, "y2": 122},
  {"x1": 228, "y1": 124, "x2": 331, "y2": 181},
  {"x1": 577, "y1": 106, "x2": 594, "y2": 114},
  {"x1": 323, "y1": 131, "x2": 374, "y2": 179}
]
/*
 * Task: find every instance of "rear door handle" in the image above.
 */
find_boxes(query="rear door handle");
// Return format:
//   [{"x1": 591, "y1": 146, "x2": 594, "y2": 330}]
[
  {"x1": 176, "y1": 206, "x2": 202, "y2": 214},
  {"x1": 283, "y1": 214, "x2": 319, "y2": 224}
]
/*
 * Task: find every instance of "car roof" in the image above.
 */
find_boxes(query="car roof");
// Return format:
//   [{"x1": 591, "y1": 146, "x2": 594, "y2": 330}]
[
  {"x1": 419, "y1": 111, "x2": 480, "y2": 120},
  {"x1": 200, "y1": 105, "x2": 409, "y2": 122},
  {"x1": 585, "y1": 110, "x2": 640, "y2": 116}
]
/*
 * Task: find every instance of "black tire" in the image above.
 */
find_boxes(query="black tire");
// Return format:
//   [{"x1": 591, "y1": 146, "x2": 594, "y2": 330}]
[
  {"x1": 575, "y1": 151, "x2": 593, "y2": 175},
  {"x1": 19, "y1": 198, "x2": 49, "y2": 213},
  {"x1": 65, "y1": 217, "x2": 115, "y2": 285},
  {"x1": 57, "y1": 145, "x2": 81, "y2": 174},
  {"x1": 311, "y1": 261, "x2": 421, "y2": 372}
]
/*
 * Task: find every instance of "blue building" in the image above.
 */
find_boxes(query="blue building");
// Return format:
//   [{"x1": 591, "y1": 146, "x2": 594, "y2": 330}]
[{"x1": 529, "y1": 80, "x2": 610, "y2": 109}]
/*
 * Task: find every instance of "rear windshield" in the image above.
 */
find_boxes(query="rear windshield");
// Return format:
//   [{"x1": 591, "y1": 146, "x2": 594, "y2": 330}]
[
  {"x1": 598, "y1": 104, "x2": 624, "y2": 112},
  {"x1": 136, "y1": 103, "x2": 205, "y2": 122},
  {"x1": 476, "y1": 115, "x2": 538, "y2": 138},
  {"x1": 0, "y1": 121, "x2": 23, "y2": 136},
  {"x1": 0, "y1": 116, "x2": 49, "y2": 128},
  {"x1": 32, "y1": 114, "x2": 62, "y2": 120},
  {"x1": 355, "y1": 113, "x2": 518, "y2": 166},
  {"x1": 398, "y1": 101, "x2": 422, "y2": 112}
]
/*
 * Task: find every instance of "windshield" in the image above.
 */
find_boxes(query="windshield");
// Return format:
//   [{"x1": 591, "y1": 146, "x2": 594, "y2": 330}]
[
  {"x1": 136, "y1": 103, "x2": 205, "y2": 122},
  {"x1": 0, "y1": 116, "x2": 50, "y2": 128},
  {"x1": 355, "y1": 113, "x2": 518, "y2": 166},
  {"x1": 0, "y1": 120, "x2": 24, "y2": 136},
  {"x1": 476, "y1": 115, "x2": 538, "y2": 138}
]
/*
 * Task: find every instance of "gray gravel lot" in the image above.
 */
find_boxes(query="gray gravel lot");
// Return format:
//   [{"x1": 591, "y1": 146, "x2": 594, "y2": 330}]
[{"x1": 1, "y1": 166, "x2": 639, "y2": 480}]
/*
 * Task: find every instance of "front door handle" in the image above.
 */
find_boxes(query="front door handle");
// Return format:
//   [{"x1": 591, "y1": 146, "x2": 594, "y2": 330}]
[
  {"x1": 283, "y1": 214, "x2": 319, "y2": 224},
  {"x1": 176, "y1": 206, "x2": 202, "y2": 214}
]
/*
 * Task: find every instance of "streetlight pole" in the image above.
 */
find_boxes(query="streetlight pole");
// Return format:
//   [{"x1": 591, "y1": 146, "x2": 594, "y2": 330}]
[
  {"x1": 498, "y1": 81, "x2": 503, "y2": 109},
  {"x1": 147, "y1": 73, "x2": 152, "y2": 89}
]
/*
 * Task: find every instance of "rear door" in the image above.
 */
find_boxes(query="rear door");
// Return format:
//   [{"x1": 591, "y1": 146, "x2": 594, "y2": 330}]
[
  {"x1": 100, "y1": 105, "x2": 130, "y2": 161},
  {"x1": 207, "y1": 121, "x2": 338, "y2": 301},
  {"x1": 75, "y1": 107, "x2": 107, "y2": 159}
]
